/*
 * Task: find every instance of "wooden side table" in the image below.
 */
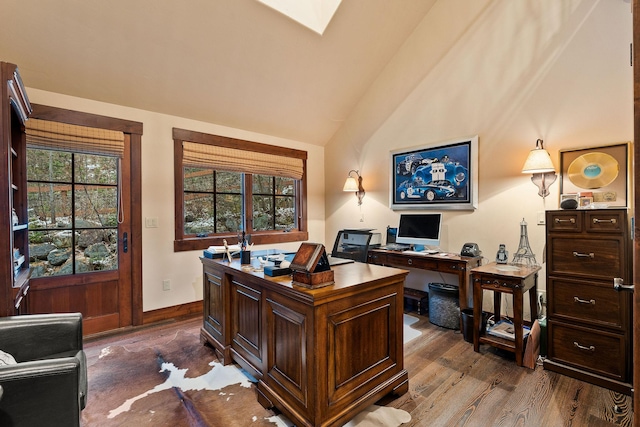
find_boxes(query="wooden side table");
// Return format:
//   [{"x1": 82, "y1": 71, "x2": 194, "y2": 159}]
[{"x1": 472, "y1": 262, "x2": 540, "y2": 366}]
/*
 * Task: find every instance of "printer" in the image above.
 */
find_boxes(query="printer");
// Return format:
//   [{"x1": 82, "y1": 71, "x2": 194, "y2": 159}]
[{"x1": 331, "y1": 229, "x2": 381, "y2": 263}]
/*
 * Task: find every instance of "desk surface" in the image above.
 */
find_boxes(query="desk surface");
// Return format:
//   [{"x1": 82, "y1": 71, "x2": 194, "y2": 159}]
[
  {"x1": 369, "y1": 248, "x2": 480, "y2": 262},
  {"x1": 368, "y1": 248, "x2": 482, "y2": 310},
  {"x1": 471, "y1": 262, "x2": 541, "y2": 279}
]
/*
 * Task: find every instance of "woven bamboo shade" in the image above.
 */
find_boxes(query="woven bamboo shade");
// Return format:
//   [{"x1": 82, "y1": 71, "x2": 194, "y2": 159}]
[
  {"x1": 183, "y1": 141, "x2": 303, "y2": 180},
  {"x1": 25, "y1": 118, "x2": 125, "y2": 157}
]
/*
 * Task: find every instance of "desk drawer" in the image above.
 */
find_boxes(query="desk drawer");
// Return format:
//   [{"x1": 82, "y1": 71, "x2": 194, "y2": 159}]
[
  {"x1": 367, "y1": 252, "x2": 387, "y2": 265},
  {"x1": 473, "y1": 273, "x2": 521, "y2": 291},
  {"x1": 385, "y1": 253, "x2": 438, "y2": 270},
  {"x1": 548, "y1": 278, "x2": 626, "y2": 330},
  {"x1": 548, "y1": 237, "x2": 623, "y2": 279},
  {"x1": 547, "y1": 321, "x2": 626, "y2": 381}
]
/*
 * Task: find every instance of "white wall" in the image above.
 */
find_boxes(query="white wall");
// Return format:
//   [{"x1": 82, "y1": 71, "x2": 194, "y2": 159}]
[
  {"x1": 22, "y1": 0, "x2": 632, "y2": 318},
  {"x1": 26, "y1": 88, "x2": 326, "y2": 312},
  {"x1": 324, "y1": 0, "x2": 633, "y2": 315}
]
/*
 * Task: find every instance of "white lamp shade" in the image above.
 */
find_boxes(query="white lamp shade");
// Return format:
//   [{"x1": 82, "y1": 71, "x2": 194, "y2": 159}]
[
  {"x1": 522, "y1": 149, "x2": 555, "y2": 174},
  {"x1": 343, "y1": 176, "x2": 359, "y2": 192}
]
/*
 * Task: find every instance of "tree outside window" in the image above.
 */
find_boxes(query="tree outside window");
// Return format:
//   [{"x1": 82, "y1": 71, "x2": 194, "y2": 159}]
[{"x1": 27, "y1": 149, "x2": 119, "y2": 277}]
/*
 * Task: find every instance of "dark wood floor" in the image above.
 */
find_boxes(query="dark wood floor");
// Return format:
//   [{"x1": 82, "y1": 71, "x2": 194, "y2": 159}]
[{"x1": 84, "y1": 313, "x2": 634, "y2": 427}]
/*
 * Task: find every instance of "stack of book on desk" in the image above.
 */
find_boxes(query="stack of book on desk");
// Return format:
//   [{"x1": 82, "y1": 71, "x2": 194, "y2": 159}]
[{"x1": 487, "y1": 320, "x2": 531, "y2": 341}]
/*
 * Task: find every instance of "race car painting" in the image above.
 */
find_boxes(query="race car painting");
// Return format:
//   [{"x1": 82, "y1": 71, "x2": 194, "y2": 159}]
[
  {"x1": 395, "y1": 153, "x2": 438, "y2": 176},
  {"x1": 396, "y1": 178, "x2": 455, "y2": 201},
  {"x1": 391, "y1": 136, "x2": 478, "y2": 210}
]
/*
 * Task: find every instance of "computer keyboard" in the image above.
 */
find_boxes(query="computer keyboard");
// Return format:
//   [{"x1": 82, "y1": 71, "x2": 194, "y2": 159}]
[
  {"x1": 403, "y1": 250, "x2": 439, "y2": 256},
  {"x1": 380, "y1": 244, "x2": 411, "y2": 251}
]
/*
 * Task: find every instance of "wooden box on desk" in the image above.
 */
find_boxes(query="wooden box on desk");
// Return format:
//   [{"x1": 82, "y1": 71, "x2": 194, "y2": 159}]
[
  {"x1": 290, "y1": 242, "x2": 334, "y2": 288},
  {"x1": 292, "y1": 269, "x2": 334, "y2": 288}
]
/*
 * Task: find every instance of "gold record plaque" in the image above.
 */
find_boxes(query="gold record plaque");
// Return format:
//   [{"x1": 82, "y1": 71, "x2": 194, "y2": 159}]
[{"x1": 567, "y1": 152, "x2": 619, "y2": 189}]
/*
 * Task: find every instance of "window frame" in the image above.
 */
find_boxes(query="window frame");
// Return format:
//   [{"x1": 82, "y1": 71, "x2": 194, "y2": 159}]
[{"x1": 173, "y1": 128, "x2": 308, "y2": 252}]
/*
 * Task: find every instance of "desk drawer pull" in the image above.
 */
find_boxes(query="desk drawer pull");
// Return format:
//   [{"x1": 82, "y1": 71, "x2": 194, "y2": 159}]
[
  {"x1": 593, "y1": 218, "x2": 617, "y2": 224},
  {"x1": 574, "y1": 296, "x2": 595, "y2": 305},
  {"x1": 407, "y1": 259, "x2": 412, "y2": 265},
  {"x1": 573, "y1": 341, "x2": 596, "y2": 352},
  {"x1": 555, "y1": 218, "x2": 576, "y2": 224},
  {"x1": 491, "y1": 279, "x2": 515, "y2": 288},
  {"x1": 572, "y1": 251, "x2": 595, "y2": 259}
]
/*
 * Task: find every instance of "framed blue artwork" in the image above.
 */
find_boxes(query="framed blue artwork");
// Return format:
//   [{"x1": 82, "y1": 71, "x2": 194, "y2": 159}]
[{"x1": 390, "y1": 135, "x2": 478, "y2": 210}]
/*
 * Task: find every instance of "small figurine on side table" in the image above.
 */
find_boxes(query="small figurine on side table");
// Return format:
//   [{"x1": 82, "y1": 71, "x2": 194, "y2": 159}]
[{"x1": 496, "y1": 244, "x2": 508, "y2": 264}]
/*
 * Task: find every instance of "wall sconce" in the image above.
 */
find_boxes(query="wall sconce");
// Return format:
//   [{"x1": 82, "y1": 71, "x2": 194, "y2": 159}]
[
  {"x1": 343, "y1": 170, "x2": 365, "y2": 205},
  {"x1": 521, "y1": 139, "x2": 557, "y2": 198}
]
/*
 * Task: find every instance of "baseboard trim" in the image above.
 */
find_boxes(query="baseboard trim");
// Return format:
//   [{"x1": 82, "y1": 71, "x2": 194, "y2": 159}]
[{"x1": 142, "y1": 300, "x2": 203, "y2": 325}]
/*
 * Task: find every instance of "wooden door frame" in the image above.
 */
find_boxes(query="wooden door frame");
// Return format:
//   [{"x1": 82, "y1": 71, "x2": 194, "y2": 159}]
[
  {"x1": 634, "y1": 1, "x2": 639, "y2": 423},
  {"x1": 29, "y1": 104, "x2": 144, "y2": 327}
]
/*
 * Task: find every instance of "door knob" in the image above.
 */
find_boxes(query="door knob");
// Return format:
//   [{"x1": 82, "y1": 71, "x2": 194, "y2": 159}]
[{"x1": 613, "y1": 277, "x2": 634, "y2": 292}]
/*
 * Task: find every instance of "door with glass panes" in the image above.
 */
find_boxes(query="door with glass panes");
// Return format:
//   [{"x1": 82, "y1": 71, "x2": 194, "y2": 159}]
[{"x1": 23, "y1": 110, "x2": 141, "y2": 335}]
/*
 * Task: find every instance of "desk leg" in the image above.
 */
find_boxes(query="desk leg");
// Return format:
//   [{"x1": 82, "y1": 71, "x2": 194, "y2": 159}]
[
  {"x1": 472, "y1": 276, "x2": 481, "y2": 353},
  {"x1": 529, "y1": 274, "x2": 539, "y2": 322},
  {"x1": 513, "y1": 289, "x2": 524, "y2": 366},
  {"x1": 457, "y1": 270, "x2": 467, "y2": 331}
]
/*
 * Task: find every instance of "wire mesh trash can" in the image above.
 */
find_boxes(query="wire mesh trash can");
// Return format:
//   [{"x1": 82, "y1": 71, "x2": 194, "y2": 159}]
[{"x1": 428, "y1": 283, "x2": 459, "y2": 329}]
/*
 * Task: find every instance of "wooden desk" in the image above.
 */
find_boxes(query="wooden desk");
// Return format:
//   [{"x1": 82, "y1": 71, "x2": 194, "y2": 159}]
[
  {"x1": 200, "y1": 257, "x2": 409, "y2": 427},
  {"x1": 368, "y1": 249, "x2": 482, "y2": 310},
  {"x1": 471, "y1": 262, "x2": 540, "y2": 366}
]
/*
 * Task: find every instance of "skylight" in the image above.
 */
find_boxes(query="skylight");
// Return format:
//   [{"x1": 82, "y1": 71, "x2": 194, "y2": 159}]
[{"x1": 256, "y1": 0, "x2": 342, "y2": 35}]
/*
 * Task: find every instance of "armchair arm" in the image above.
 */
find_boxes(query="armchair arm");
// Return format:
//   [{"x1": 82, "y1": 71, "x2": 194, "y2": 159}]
[
  {"x1": 0, "y1": 313, "x2": 83, "y2": 361},
  {"x1": 0, "y1": 358, "x2": 82, "y2": 427}
]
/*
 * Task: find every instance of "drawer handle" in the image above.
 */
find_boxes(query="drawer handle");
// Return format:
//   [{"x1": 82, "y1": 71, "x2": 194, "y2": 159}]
[
  {"x1": 555, "y1": 218, "x2": 576, "y2": 224},
  {"x1": 408, "y1": 259, "x2": 412, "y2": 265},
  {"x1": 574, "y1": 296, "x2": 595, "y2": 305},
  {"x1": 573, "y1": 341, "x2": 595, "y2": 352},
  {"x1": 572, "y1": 251, "x2": 594, "y2": 259},
  {"x1": 593, "y1": 218, "x2": 617, "y2": 224}
]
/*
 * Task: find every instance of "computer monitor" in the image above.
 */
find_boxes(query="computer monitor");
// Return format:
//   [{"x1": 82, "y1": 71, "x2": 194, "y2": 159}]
[{"x1": 395, "y1": 213, "x2": 442, "y2": 248}]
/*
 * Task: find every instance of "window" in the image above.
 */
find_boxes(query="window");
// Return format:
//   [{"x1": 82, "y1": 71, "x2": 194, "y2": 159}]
[{"x1": 173, "y1": 128, "x2": 308, "y2": 252}]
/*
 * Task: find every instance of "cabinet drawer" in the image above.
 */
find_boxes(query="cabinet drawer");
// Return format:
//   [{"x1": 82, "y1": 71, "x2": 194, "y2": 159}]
[
  {"x1": 585, "y1": 211, "x2": 625, "y2": 234},
  {"x1": 547, "y1": 211, "x2": 582, "y2": 232},
  {"x1": 548, "y1": 237, "x2": 623, "y2": 279},
  {"x1": 548, "y1": 278, "x2": 627, "y2": 330},
  {"x1": 547, "y1": 321, "x2": 626, "y2": 381}
]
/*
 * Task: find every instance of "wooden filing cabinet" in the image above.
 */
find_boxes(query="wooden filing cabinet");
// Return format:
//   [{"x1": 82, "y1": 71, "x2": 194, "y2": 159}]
[{"x1": 543, "y1": 209, "x2": 632, "y2": 395}]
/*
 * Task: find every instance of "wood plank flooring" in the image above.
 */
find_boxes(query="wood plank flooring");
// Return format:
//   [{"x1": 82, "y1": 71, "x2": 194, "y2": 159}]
[
  {"x1": 394, "y1": 314, "x2": 633, "y2": 427},
  {"x1": 84, "y1": 313, "x2": 633, "y2": 427}
]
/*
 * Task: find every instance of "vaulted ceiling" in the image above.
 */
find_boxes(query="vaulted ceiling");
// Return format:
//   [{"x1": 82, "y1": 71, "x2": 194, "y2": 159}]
[{"x1": 0, "y1": 0, "x2": 437, "y2": 146}]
